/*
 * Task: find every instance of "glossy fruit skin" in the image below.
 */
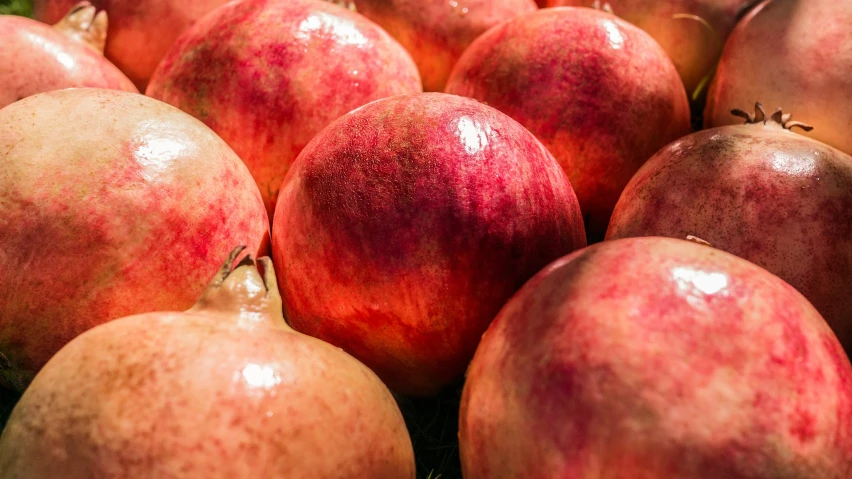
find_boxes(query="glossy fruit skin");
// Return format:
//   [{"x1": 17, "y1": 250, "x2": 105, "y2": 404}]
[
  {"x1": 445, "y1": 7, "x2": 690, "y2": 240},
  {"x1": 546, "y1": 0, "x2": 755, "y2": 94},
  {"x1": 352, "y1": 0, "x2": 537, "y2": 91},
  {"x1": 0, "y1": 88, "x2": 269, "y2": 391},
  {"x1": 706, "y1": 0, "x2": 852, "y2": 155},
  {"x1": 606, "y1": 121, "x2": 852, "y2": 355},
  {"x1": 0, "y1": 14, "x2": 136, "y2": 109},
  {"x1": 0, "y1": 258, "x2": 415, "y2": 478},
  {"x1": 272, "y1": 92, "x2": 586, "y2": 396},
  {"x1": 34, "y1": 0, "x2": 230, "y2": 90},
  {"x1": 460, "y1": 237, "x2": 852, "y2": 479},
  {"x1": 147, "y1": 0, "x2": 422, "y2": 216}
]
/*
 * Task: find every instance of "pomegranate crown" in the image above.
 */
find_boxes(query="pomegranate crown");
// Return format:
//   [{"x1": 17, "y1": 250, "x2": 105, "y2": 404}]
[
  {"x1": 190, "y1": 246, "x2": 288, "y2": 328},
  {"x1": 731, "y1": 102, "x2": 814, "y2": 132},
  {"x1": 53, "y1": 1, "x2": 108, "y2": 53},
  {"x1": 592, "y1": 1, "x2": 614, "y2": 14}
]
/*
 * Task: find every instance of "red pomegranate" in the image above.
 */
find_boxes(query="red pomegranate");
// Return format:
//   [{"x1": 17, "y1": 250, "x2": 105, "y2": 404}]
[
  {"x1": 272, "y1": 93, "x2": 586, "y2": 396},
  {"x1": 706, "y1": 0, "x2": 852, "y2": 155},
  {"x1": 147, "y1": 0, "x2": 422, "y2": 216},
  {"x1": 0, "y1": 88, "x2": 269, "y2": 391},
  {"x1": 0, "y1": 2, "x2": 136, "y2": 109},
  {"x1": 545, "y1": 0, "x2": 757, "y2": 94},
  {"x1": 351, "y1": 0, "x2": 538, "y2": 91},
  {"x1": 0, "y1": 249, "x2": 415, "y2": 478},
  {"x1": 607, "y1": 102, "x2": 852, "y2": 355},
  {"x1": 445, "y1": 7, "x2": 690, "y2": 240},
  {"x1": 34, "y1": 0, "x2": 230, "y2": 90},
  {"x1": 461, "y1": 237, "x2": 852, "y2": 479}
]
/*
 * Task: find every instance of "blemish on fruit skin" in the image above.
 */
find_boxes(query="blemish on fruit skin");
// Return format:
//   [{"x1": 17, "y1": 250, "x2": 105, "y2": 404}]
[
  {"x1": 272, "y1": 93, "x2": 585, "y2": 395},
  {"x1": 147, "y1": 0, "x2": 422, "y2": 216},
  {"x1": 445, "y1": 7, "x2": 690, "y2": 240}
]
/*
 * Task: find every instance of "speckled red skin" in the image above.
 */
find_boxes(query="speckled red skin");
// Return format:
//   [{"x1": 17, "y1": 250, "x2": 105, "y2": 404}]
[
  {"x1": 445, "y1": 7, "x2": 690, "y2": 241},
  {"x1": 706, "y1": 0, "x2": 852, "y2": 156},
  {"x1": 34, "y1": 0, "x2": 230, "y2": 90},
  {"x1": 461, "y1": 237, "x2": 852, "y2": 479},
  {"x1": 0, "y1": 15, "x2": 136, "y2": 109},
  {"x1": 352, "y1": 0, "x2": 537, "y2": 92},
  {"x1": 606, "y1": 122, "x2": 852, "y2": 355},
  {"x1": 546, "y1": 0, "x2": 755, "y2": 94},
  {"x1": 147, "y1": 0, "x2": 422, "y2": 216},
  {"x1": 0, "y1": 259, "x2": 414, "y2": 478},
  {"x1": 0, "y1": 88, "x2": 269, "y2": 392},
  {"x1": 271, "y1": 93, "x2": 586, "y2": 396}
]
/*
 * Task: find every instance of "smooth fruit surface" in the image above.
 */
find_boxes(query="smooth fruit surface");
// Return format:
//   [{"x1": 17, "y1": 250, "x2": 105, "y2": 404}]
[
  {"x1": 546, "y1": 0, "x2": 755, "y2": 94},
  {"x1": 706, "y1": 0, "x2": 852, "y2": 155},
  {"x1": 445, "y1": 7, "x2": 690, "y2": 240},
  {"x1": 34, "y1": 0, "x2": 231, "y2": 90},
  {"x1": 352, "y1": 0, "x2": 537, "y2": 91},
  {"x1": 607, "y1": 109, "x2": 852, "y2": 355},
  {"x1": 0, "y1": 253, "x2": 414, "y2": 478},
  {"x1": 0, "y1": 6, "x2": 136, "y2": 109},
  {"x1": 147, "y1": 0, "x2": 422, "y2": 215},
  {"x1": 0, "y1": 88, "x2": 269, "y2": 391},
  {"x1": 461, "y1": 237, "x2": 852, "y2": 479},
  {"x1": 272, "y1": 93, "x2": 586, "y2": 395}
]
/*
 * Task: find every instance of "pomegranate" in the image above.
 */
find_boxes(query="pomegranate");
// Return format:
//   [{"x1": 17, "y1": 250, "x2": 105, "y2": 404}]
[
  {"x1": 34, "y1": 0, "x2": 231, "y2": 90},
  {"x1": 272, "y1": 92, "x2": 586, "y2": 396},
  {"x1": 0, "y1": 249, "x2": 415, "y2": 478},
  {"x1": 445, "y1": 7, "x2": 690, "y2": 240},
  {"x1": 0, "y1": 2, "x2": 136, "y2": 109},
  {"x1": 544, "y1": 0, "x2": 757, "y2": 94},
  {"x1": 460, "y1": 237, "x2": 852, "y2": 479},
  {"x1": 0, "y1": 88, "x2": 269, "y2": 391},
  {"x1": 147, "y1": 0, "x2": 422, "y2": 216},
  {"x1": 607, "y1": 102, "x2": 852, "y2": 355},
  {"x1": 706, "y1": 0, "x2": 852, "y2": 155},
  {"x1": 351, "y1": 0, "x2": 538, "y2": 91}
]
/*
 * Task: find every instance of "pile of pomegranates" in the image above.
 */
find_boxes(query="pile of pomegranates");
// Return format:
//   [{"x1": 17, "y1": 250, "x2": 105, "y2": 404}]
[{"x1": 1, "y1": 0, "x2": 852, "y2": 477}]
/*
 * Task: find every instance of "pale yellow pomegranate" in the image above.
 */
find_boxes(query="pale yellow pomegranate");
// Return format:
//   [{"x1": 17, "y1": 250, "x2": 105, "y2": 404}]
[{"x1": 0, "y1": 249, "x2": 415, "y2": 478}]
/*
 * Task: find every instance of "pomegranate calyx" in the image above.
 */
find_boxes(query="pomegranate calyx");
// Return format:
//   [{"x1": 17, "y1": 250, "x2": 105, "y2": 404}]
[
  {"x1": 189, "y1": 246, "x2": 288, "y2": 329},
  {"x1": 592, "y1": 1, "x2": 614, "y2": 14},
  {"x1": 731, "y1": 102, "x2": 814, "y2": 132},
  {"x1": 53, "y1": 1, "x2": 108, "y2": 54},
  {"x1": 327, "y1": 0, "x2": 356, "y2": 12}
]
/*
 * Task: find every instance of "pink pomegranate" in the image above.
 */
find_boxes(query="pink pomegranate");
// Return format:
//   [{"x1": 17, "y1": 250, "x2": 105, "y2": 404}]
[
  {"x1": 0, "y1": 2, "x2": 136, "y2": 109},
  {"x1": 147, "y1": 0, "x2": 422, "y2": 216},
  {"x1": 607, "y1": 103, "x2": 852, "y2": 355},
  {"x1": 0, "y1": 88, "x2": 269, "y2": 391},
  {"x1": 352, "y1": 0, "x2": 538, "y2": 91},
  {"x1": 0, "y1": 250, "x2": 415, "y2": 478},
  {"x1": 34, "y1": 0, "x2": 230, "y2": 90},
  {"x1": 545, "y1": 0, "x2": 757, "y2": 94},
  {"x1": 461, "y1": 237, "x2": 852, "y2": 479},
  {"x1": 445, "y1": 7, "x2": 690, "y2": 240},
  {"x1": 272, "y1": 93, "x2": 586, "y2": 396},
  {"x1": 706, "y1": 0, "x2": 852, "y2": 155}
]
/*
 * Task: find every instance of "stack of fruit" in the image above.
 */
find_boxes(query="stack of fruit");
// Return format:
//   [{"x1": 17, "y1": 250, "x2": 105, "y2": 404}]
[{"x1": 1, "y1": 0, "x2": 850, "y2": 477}]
